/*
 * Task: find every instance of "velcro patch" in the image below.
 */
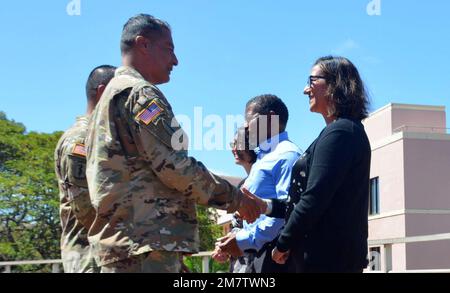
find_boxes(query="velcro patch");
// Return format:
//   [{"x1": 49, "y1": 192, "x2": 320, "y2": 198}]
[
  {"x1": 72, "y1": 143, "x2": 87, "y2": 157},
  {"x1": 136, "y1": 100, "x2": 164, "y2": 125}
]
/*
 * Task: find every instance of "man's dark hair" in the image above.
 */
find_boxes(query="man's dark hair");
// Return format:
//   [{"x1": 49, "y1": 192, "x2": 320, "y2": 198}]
[
  {"x1": 85, "y1": 65, "x2": 116, "y2": 101},
  {"x1": 121, "y1": 14, "x2": 171, "y2": 54},
  {"x1": 245, "y1": 94, "x2": 289, "y2": 131}
]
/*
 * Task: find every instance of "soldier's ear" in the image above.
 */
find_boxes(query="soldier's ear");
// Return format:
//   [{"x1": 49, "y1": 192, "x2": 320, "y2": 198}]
[
  {"x1": 135, "y1": 36, "x2": 150, "y2": 53},
  {"x1": 96, "y1": 84, "x2": 106, "y2": 102}
]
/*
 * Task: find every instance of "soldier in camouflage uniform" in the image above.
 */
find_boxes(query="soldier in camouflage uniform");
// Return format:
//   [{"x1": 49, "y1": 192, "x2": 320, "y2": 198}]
[
  {"x1": 85, "y1": 14, "x2": 265, "y2": 273},
  {"x1": 55, "y1": 65, "x2": 116, "y2": 273}
]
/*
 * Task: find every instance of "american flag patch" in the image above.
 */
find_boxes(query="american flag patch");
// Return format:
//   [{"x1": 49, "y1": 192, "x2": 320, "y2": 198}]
[
  {"x1": 136, "y1": 100, "x2": 164, "y2": 125},
  {"x1": 72, "y1": 143, "x2": 87, "y2": 157}
]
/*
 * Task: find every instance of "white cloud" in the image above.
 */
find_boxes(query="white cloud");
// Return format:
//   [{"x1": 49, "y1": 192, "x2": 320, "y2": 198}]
[
  {"x1": 332, "y1": 39, "x2": 360, "y2": 55},
  {"x1": 330, "y1": 39, "x2": 382, "y2": 65}
]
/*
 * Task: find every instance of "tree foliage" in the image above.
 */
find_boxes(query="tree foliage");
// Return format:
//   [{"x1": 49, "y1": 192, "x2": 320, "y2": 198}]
[
  {"x1": 0, "y1": 112, "x2": 63, "y2": 271},
  {"x1": 0, "y1": 111, "x2": 227, "y2": 272},
  {"x1": 184, "y1": 206, "x2": 230, "y2": 273}
]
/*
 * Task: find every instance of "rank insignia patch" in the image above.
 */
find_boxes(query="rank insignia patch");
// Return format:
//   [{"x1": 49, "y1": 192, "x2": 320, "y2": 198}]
[{"x1": 136, "y1": 100, "x2": 164, "y2": 125}]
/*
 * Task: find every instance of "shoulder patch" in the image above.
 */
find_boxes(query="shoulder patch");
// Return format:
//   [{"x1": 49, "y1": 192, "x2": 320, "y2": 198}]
[
  {"x1": 72, "y1": 143, "x2": 87, "y2": 157},
  {"x1": 136, "y1": 100, "x2": 164, "y2": 125}
]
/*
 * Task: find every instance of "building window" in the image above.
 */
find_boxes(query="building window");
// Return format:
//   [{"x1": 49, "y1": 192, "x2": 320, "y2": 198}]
[
  {"x1": 369, "y1": 177, "x2": 380, "y2": 215},
  {"x1": 368, "y1": 247, "x2": 381, "y2": 271}
]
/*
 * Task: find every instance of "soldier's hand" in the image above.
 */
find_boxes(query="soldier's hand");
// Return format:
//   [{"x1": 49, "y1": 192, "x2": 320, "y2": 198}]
[{"x1": 236, "y1": 186, "x2": 267, "y2": 223}]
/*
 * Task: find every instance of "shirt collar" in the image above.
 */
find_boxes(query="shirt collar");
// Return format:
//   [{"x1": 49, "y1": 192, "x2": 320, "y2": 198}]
[
  {"x1": 76, "y1": 115, "x2": 89, "y2": 122},
  {"x1": 254, "y1": 131, "x2": 289, "y2": 158},
  {"x1": 115, "y1": 66, "x2": 146, "y2": 80}
]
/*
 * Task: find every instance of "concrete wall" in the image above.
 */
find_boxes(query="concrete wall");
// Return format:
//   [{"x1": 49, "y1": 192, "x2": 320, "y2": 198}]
[
  {"x1": 392, "y1": 243, "x2": 407, "y2": 271},
  {"x1": 405, "y1": 214, "x2": 450, "y2": 236},
  {"x1": 363, "y1": 104, "x2": 393, "y2": 145},
  {"x1": 370, "y1": 139, "x2": 406, "y2": 213},
  {"x1": 365, "y1": 103, "x2": 450, "y2": 271},
  {"x1": 403, "y1": 138, "x2": 450, "y2": 210},
  {"x1": 392, "y1": 106, "x2": 446, "y2": 133},
  {"x1": 369, "y1": 215, "x2": 406, "y2": 239},
  {"x1": 406, "y1": 240, "x2": 450, "y2": 270}
]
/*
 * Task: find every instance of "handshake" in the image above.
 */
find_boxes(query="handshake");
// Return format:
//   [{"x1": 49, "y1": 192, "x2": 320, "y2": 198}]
[
  {"x1": 234, "y1": 187, "x2": 268, "y2": 224},
  {"x1": 212, "y1": 187, "x2": 268, "y2": 262}
]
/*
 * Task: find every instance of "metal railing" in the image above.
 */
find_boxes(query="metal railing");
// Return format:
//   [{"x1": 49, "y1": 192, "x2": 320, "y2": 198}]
[
  {"x1": 3, "y1": 233, "x2": 450, "y2": 273},
  {"x1": 367, "y1": 232, "x2": 450, "y2": 273},
  {"x1": 191, "y1": 251, "x2": 213, "y2": 273},
  {"x1": 0, "y1": 259, "x2": 62, "y2": 273},
  {"x1": 0, "y1": 252, "x2": 213, "y2": 273}
]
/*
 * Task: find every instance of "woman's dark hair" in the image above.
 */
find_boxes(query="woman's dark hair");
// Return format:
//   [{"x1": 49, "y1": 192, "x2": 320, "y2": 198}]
[{"x1": 314, "y1": 56, "x2": 370, "y2": 120}]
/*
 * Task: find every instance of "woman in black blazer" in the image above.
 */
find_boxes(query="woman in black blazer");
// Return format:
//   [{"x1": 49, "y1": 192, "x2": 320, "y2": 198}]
[{"x1": 248, "y1": 56, "x2": 372, "y2": 273}]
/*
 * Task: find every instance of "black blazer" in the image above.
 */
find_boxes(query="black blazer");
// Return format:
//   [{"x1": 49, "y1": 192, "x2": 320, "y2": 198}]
[{"x1": 269, "y1": 118, "x2": 371, "y2": 272}]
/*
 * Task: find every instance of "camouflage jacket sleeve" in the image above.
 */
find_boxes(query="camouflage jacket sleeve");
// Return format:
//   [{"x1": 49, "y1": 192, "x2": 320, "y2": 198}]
[
  {"x1": 123, "y1": 86, "x2": 243, "y2": 212},
  {"x1": 65, "y1": 149, "x2": 96, "y2": 229}
]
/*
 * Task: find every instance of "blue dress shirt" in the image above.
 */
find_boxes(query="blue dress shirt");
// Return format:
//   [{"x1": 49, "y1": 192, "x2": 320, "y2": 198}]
[{"x1": 235, "y1": 131, "x2": 301, "y2": 252}]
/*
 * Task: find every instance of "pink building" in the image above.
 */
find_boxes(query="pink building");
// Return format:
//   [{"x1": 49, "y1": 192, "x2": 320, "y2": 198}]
[{"x1": 363, "y1": 103, "x2": 450, "y2": 272}]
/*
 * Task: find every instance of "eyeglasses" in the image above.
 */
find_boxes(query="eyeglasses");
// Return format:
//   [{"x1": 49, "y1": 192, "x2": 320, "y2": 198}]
[
  {"x1": 230, "y1": 126, "x2": 250, "y2": 150},
  {"x1": 307, "y1": 75, "x2": 327, "y2": 87}
]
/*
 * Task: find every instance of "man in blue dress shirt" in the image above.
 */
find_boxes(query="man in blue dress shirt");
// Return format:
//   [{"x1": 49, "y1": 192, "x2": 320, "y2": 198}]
[{"x1": 214, "y1": 94, "x2": 301, "y2": 273}]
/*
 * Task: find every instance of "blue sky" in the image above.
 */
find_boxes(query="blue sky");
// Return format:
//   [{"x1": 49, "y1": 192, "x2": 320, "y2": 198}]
[{"x1": 1, "y1": 0, "x2": 449, "y2": 177}]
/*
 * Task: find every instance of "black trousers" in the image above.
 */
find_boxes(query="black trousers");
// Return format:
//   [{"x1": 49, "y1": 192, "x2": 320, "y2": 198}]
[
  {"x1": 289, "y1": 249, "x2": 364, "y2": 273},
  {"x1": 231, "y1": 245, "x2": 293, "y2": 273}
]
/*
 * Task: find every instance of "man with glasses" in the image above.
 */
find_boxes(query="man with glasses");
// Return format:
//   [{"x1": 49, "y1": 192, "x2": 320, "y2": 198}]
[{"x1": 213, "y1": 94, "x2": 301, "y2": 273}]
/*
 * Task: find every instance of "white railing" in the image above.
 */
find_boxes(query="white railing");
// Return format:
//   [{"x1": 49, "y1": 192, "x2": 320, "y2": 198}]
[
  {"x1": 367, "y1": 232, "x2": 450, "y2": 273},
  {"x1": 4, "y1": 233, "x2": 450, "y2": 273},
  {"x1": 0, "y1": 259, "x2": 62, "y2": 273},
  {"x1": 0, "y1": 252, "x2": 213, "y2": 273},
  {"x1": 191, "y1": 251, "x2": 213, "y2": 273}
]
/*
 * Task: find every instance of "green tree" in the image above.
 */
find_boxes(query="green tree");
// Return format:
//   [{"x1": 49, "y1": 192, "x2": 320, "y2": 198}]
[
  {"x1": 0, "y1": 112, "x2": 62, "y2": 272},
  {"x1": 184, "y1": 206, "x2": 230, "y2": 273},
  {"x1": 0, "y1": 112, "x2": 229, "y2": 273}
]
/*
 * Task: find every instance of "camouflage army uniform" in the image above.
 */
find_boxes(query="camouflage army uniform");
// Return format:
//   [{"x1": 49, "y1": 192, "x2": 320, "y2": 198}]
[
  {"x1": 85, "y1": 66, "x2": 244, "y2": 272},
  {"x1": 55, "y1": 116, "x2": 98, "y2": 273}
]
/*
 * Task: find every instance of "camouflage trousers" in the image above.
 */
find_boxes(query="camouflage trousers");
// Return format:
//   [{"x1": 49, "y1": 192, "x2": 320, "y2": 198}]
[
  {"x1": 62, "y1": 247, "x2": 99, "y2": 273},
  {"x1": 100, "y1": 251, "x2": 183, "y2": 273}
]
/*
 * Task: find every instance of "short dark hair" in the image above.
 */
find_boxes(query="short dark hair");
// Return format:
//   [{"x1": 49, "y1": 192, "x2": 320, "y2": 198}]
[
  {"x1": 246, "y1": 94, "x2": 289, "y2": 131},
  {"x1": 121, "y1": 14, "x2": 171, "y2": 53},
  {"x1": 314, "y1": 56, "x2": 370, "y2": 120},
  {"x1": 85, "y1": 65, "x2": 116, "y2": 101}
]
